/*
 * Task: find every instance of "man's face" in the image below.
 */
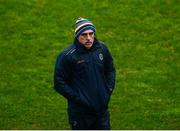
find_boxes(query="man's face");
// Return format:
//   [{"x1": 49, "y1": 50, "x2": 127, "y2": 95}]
[{"x1": 78, "y1": 29, "x2": 94, "y2": 49}]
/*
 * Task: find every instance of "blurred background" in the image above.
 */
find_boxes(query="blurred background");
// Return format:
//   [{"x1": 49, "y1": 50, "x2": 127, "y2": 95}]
[{"x1": 0, "y1": 0, "x2": 179, "y2": 129}]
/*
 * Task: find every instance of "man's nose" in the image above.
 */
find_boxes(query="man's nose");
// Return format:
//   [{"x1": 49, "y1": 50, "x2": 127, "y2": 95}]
[{"x1": 86, "y1": 34, "x2": 91, "y2": 40}]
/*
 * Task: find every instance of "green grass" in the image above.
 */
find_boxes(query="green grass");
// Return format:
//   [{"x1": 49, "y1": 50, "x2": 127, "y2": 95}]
[{"x1": 0, "y1": 0, "x2": 179, "y2": 129}]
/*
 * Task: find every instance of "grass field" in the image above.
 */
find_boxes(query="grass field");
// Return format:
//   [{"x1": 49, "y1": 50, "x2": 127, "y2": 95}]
[{"x1": 0, "y1": 0, "x2": 180, "y2": 129}]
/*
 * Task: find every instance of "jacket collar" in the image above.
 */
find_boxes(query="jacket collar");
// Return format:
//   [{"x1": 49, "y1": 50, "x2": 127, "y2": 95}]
[{"x1": 74, "y1": 38, "x2": 101, "y2": 53}]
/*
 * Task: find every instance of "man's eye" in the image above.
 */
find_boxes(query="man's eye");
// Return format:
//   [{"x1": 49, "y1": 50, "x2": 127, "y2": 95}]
[
  {"x1": 81, "y1": 33, "x2": 87, "y2": 36},
  {"x1": 89, "y1": 32, "x2": 94, "y2": 35}
]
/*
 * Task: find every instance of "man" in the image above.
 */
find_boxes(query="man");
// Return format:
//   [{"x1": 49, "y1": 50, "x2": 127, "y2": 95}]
[{"x1": 54, "y1": 17, "x2": 116, "y2": 130}]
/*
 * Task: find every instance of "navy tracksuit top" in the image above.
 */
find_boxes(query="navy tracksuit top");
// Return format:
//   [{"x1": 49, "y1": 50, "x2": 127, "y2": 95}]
[{"x1": 54, "y1": 38, "x2": 116, "y2": 113}]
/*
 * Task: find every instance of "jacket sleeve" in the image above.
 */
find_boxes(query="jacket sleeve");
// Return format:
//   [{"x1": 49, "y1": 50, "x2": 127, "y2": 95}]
[
  {"x1": 103, "y1": 45, "x2": 116, "y2": 95},
  {"x1": 54, "y1": 53, "x2": 85, "y2": 105}
]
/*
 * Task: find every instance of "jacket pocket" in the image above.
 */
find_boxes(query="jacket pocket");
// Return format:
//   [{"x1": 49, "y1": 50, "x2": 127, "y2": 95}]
[{"x1": 75, "y1": 60, "x2": 89, "y2": 78}]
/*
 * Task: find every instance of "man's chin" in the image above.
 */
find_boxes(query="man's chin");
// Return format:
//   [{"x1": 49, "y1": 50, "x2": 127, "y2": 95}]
[{"x1": 85, "y1": 44, "x2": 93, "y2": 49}]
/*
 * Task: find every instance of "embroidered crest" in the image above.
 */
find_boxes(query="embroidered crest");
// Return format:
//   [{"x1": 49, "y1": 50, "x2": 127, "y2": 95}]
[{"x1": 99, "y1": 53, "x2": 103, "y2": 61}]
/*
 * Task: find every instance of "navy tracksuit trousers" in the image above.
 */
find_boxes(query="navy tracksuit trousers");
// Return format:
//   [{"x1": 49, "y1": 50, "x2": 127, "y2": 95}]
[{"x1": 68, "y1": 110, "x2": 110, "y2": 130}]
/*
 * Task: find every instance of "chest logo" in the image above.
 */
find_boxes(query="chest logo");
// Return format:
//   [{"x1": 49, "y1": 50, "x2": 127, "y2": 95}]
[
  {"x1": 99, "y1": 53, "x2": 103, "y2": 61},
  {"x1": 77, "y1": 59, "x2": 85, "y2": 64}
]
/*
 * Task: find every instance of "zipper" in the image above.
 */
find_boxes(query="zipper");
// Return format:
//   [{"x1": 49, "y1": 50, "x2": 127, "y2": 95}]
[{"x1": 88, "y1": 51, "x2": 99, "y2": 90}]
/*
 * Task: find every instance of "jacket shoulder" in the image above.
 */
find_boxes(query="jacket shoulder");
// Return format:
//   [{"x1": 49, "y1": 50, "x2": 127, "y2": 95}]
[
  {"x1": 56, "y1": 44, "x2": 76, "y2": 62},
  {"x1": 63, "y1": 44, "x2": 76, "y2": 56},
  {"x1": 96, "y1": 40, "x2": 108, "y2": 52}
]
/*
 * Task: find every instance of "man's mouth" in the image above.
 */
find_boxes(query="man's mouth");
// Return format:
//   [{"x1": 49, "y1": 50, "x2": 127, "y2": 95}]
[{"x1": 85, "y1": 42, "x2": 92, "y2": 45}]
